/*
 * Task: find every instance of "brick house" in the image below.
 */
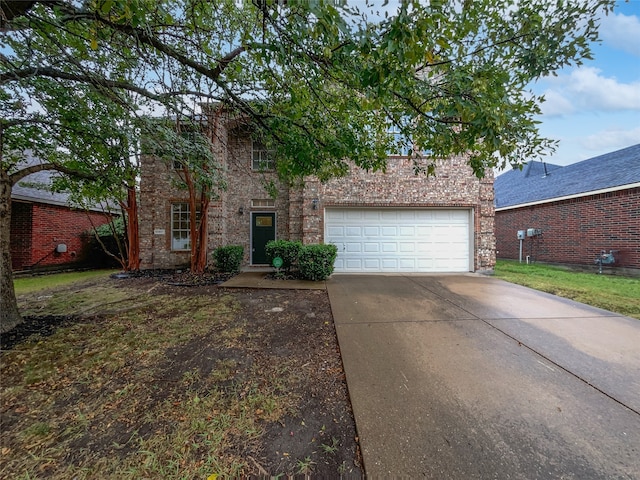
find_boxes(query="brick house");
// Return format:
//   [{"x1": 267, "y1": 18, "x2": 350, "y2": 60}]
[
  {"x1": 494, "y1": 143, "x2": 640, "y2": 272},
  {"x1": 139, "y1": 117, "x2": 496, "y2": 273},
  {"x1": 10, "y1": 152, "x2": 114, "y2": 271}
]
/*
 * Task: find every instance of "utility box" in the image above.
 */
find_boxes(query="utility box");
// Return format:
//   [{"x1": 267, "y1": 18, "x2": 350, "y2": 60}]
[
  {"x1": 56, "y1": 244, "x2": 67, "y2": 253},
  {"x1": 527, "y1": 228, "x2": 542, "y2": 237},
  {"x1": 517, "y1": 230, "x2": 526, "y2": 240}
]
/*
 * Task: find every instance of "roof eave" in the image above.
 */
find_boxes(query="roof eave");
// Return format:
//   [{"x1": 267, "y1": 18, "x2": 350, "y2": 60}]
[{"x1": 495, "y1": 182, "x2": 640, "y2": 212}]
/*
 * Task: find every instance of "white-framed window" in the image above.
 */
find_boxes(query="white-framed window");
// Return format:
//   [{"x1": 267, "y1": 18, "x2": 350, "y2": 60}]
[
  {"x1": 171, "y1": 203, "x2": 200, "y2": 251},
  {"x1": 252, "y1": 140, "x2": 275, "y2": 171},
  {"x1": 251, "y1": 198, "x2": 276, "y2": 208},
  {"x1": 387, "y1": 121, "x2": 413, "y2": 156}
]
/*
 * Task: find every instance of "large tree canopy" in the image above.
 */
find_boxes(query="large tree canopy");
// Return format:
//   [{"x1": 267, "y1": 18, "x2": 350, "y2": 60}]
[
  {"x1": 2, "y1": 0, "x2": 616, "y2": 174},
  {"x1": 1, "y1": 0, "x2": 615, "y2": 331}
]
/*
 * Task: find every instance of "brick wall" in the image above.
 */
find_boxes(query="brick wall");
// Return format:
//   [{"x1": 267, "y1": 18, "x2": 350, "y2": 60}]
[
  {"x1": 10, "y1": 201, "x2": 32, "y2": 270},
  {"x1": 10, "y1": 200, "x2": 113, "y2": 270},
  {"x1": 495, "y1": 187, "x2": 639, "y2": 269}
]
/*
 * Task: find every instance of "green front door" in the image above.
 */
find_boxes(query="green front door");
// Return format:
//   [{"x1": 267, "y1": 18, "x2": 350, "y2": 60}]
[{"x1": 251, "y1": 212, "x2": 276, "y2": 264}]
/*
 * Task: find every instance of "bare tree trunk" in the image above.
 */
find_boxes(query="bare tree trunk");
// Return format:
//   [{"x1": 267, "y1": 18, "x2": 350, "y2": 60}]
[
  {"x1": 0, "y1": 168, "x2": 22, "y2": 333},
  {"x1": 193, "y1": 190, "x2": 210, "y2": 274},
  {"x1": 124, "y1": 184, "x2": 140, "y2": 271}
]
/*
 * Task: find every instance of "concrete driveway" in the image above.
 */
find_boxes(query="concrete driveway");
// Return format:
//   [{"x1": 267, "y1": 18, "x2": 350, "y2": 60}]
[{"x1": 326, "y1": 274, "x2": 640, "y2": 479}]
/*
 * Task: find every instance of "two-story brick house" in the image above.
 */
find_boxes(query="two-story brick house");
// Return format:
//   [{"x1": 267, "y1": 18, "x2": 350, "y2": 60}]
[{"x1": 139, "y1": 115, "x2": 496, "y2": 273}]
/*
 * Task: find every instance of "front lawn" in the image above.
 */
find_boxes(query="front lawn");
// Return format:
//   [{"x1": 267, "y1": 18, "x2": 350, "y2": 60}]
[
  {"x1": 494, "y1": 260, "x2": 640, "y2": 320},
  {"x1": 13, "y1": 269, "x2": 118, "y2": 295},
  {"x1": 1, "y1": 272, "x2": 361, "y2": 478}
]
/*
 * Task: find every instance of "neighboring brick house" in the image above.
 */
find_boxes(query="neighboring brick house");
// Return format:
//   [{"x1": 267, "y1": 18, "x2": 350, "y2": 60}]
[
  {"x1": 10, "y1": 153, "x2": 114, "y2": 271},
  {"x1": 494, "y1": 143, "x2": 640, "y2": 272},
  {"x1": 139, "y1": 116, "x2": 496, "y2": 273}
]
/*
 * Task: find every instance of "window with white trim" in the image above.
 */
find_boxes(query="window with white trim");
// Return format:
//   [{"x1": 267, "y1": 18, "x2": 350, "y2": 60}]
[
  {"x1": 251, "y1": 198, "x2": 276, "y2": 208},
  {"x1": 171, "y1": 203, "x2": 200, "y2": 251},
  {"x1": 387, "y1": 121, "x2": 413, "y2": 156},
  {"x1": 252, "y1": 140, "x2": 275, "y2": 171}
]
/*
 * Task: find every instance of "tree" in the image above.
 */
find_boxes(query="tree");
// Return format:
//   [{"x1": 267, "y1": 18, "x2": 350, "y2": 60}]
[
  {"x1": 0, "y1": 78, "x2": 145, "y2": 332},
  {"x1": 1, "y1": 0, "x2": 615, "y2": 332}
]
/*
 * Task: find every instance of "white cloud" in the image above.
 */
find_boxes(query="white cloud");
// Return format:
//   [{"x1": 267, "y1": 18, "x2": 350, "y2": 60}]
[
  {"x1": 599, "y1": 12, "x2": 640, "y2": 57},
  {"x1": 569, "y1": 67, "x2": 640, "y2": 110},
  {"x1": 581, "y1": 126, "x2": 640, "y2": 151},
  {"x1": 539, "y1": 89, "x2": 575, "y2": 116},
  {"x1": 539, "y1": 67, "x2": 640, "y2": 116}
]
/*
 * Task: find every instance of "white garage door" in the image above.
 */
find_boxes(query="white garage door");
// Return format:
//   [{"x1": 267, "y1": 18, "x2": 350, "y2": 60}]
[{"x1": 325, "y1": 208, "x2": 471, "y2": 273}]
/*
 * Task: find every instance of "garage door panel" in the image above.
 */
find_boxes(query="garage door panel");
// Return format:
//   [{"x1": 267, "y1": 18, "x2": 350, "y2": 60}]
[
  {"x1": 399, "y1": 242, "x2": 415, "y2": 252},
  {"x1": 381, "y1": 258, "x2": 399, "y2": 269},
  {"x1": 416, "y1": 225, "x2": 432, "y2": 236},
  {"x1": 399, "y1": 226, "x2": 415, "y2": 236},
  {"x1": 325, "y1": 208, "x2": 471, "y2": 273},
  {"x1": 346, "y1": 226, "x2": 362, "y2": 236},
  {"x1": 327, "y1": 226, "x2": 344, "y2": 236},
  {"x1": 345, "y1": 258, "x2": 363, "y2": 269},
  {"x1": 415, "y1": 242, "x2": 432, "y2": 253},
  {"x1": 346, "y1": 243, "x2": 362, "y2": 252},
  {"x1": 398, "y1": 258, "x2": 416, "y2": 269},
  {"x1": 416, "y1": 258, "x2": 435, "y2": 269},
  {"x1": 364, "y1": 226, "x2": 380, "y2": 236},
  {"x1": 382, "y1": 243, "x2": 398, "y2": 252},
  {"x1": 364, "y1": 243, "x2": 380, "y2": 252},
  {"x1": 364, "y1": 258, "x2": 381, "y2": 269}
]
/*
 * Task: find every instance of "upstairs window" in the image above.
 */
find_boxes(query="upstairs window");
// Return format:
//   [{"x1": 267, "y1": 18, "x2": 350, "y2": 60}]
[
  {"x1": 252, "y1": 140, "x2": 275, "y2": 171},
  {"x1": 387, "y1": 120, "x2": 414, "y2": 157}
]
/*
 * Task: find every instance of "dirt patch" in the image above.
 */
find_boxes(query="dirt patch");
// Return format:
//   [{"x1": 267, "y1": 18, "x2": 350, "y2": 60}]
[
  {"x1": 1, "y1": 315, "x2": 76, "y2": 350},
  {"x1": 1, "y1": 274, "x2": 362, "y2": 478}
]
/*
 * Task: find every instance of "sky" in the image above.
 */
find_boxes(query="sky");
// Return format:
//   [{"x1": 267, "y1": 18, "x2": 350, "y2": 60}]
[{"x1": 531, "y1": 0, "x2": 640, "y2": 168}]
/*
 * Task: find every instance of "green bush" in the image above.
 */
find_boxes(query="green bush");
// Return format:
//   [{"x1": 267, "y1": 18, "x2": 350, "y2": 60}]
[
  {"x1": 298, "y1": 244, "x2": 338, "y2": 281},
  {"x1": 212, "y1": 245, "x2": 244, "y2": 273},
  {"x1": 265, "y1": 240, "x2": 302, "y2": 272}
]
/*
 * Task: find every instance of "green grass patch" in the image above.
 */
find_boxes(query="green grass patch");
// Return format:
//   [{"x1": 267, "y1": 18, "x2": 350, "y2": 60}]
[
  {"x1": 13, "y1": 269, "x2": 118, "y2": 295},
  {"x1": 494, "y1": 260, "x2": 640, "y2": 320}
]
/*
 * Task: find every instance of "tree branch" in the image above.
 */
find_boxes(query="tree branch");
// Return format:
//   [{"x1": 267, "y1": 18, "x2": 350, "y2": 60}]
[
  {"x1": 9, "y1": 162, "x2": 97, "y2": 185},
  {"x1": 0, "y1": 66, "x2": 166, "y2": 101}
]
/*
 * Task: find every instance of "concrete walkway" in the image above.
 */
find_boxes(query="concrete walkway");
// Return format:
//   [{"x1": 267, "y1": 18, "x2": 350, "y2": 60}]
[{"x1": 326, "y1": 274, "x2": 640, "y2": 479}]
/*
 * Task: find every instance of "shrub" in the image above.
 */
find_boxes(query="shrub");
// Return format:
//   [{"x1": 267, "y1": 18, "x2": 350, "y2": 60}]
[
  {"x1": 265, "y1": 240, "x2": 302, "y2": 272},
  {"x1": 212, "y1": 245, "x2": 244, "y2": 273},
  {"x1": 298, "y1": 244, "x2": 338, "y2": 281}
]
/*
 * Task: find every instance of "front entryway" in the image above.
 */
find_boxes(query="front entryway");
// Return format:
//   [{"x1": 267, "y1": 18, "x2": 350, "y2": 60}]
[{"x1": 251, "y1": 212, "x2": 276, "y2": 264}]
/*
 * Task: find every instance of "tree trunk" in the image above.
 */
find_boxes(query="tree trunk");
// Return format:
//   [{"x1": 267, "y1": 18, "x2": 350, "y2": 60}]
[
  {"x1": 193, "y1": 191, "x2": 210, "y2": 274},
  {"x1": 124, "y1": 185, "x2": 140, "y2": 271},
  {"x1": 0, "y1": 168, "x2": 22, "y2": 333}
]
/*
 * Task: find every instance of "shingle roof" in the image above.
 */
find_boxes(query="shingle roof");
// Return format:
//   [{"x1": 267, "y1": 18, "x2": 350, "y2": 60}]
[
  {"x1": 494, "y1": 143, "x2": 640, "y2": 209},
  {"x1": 10, "y1": 151, "x2": 73, "y2": 207},
  {"x1": 10, "y1": 151, "x2": 114, "y2": 212}
]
